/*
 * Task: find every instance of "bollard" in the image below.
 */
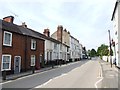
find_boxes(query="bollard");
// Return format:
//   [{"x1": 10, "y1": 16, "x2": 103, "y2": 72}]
[
  {"x1": 32, "y1": 66, "x2": 35, "y2": 74},
  {"x1": 2, "y1": 71, "x2": 6, "y2": 80}
]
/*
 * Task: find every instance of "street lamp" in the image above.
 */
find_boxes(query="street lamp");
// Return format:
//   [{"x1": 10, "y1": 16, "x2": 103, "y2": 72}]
[{"x1": 108, "y1": 30, "x2": 112, "y2": 68}]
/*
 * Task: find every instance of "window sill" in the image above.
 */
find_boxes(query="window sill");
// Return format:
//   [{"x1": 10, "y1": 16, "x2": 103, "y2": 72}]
[
  {"x1": 3, "y1": 45, "x2": 12, "y2": 48},
  {"x1": 3, "y1": 44, "x2": 12, "y2": 47},
  {"x1": 31, "y1": 49, "x2": 37, "y2": 51}
]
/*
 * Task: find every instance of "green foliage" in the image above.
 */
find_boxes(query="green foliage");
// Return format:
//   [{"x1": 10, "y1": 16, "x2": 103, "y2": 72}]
[
  {"x1": 90, "y1": 49, "x2": 97, "y2": 57},
  {"x1": 97, "y1": 44, "x2": 109, "y2": 56},
  {"x1": 88, "y1": 49, "x2": 97, "y2": 57}
]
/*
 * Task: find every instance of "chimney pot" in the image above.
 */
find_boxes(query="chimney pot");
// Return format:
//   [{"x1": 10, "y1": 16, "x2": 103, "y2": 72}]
[
  {"x1": 64, "y1": 29, "x2": 67, "y2": 32},
  {"x1": 22, "y1": 22, "x2": 27, "y2": 28},
  {"x1": 57, "y1": 25, "x2": 63, "y2": 30},
  {"x1": 68, "y1": 31, "x2": 70, "y2": 34}
]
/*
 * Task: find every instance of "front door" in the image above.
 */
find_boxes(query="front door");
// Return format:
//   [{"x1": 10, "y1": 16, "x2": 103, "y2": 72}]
[
  {"x1": 40, "y1": 55, "x2": 42, "y2": 67},
  {"x1": 14, "y1": 56, "x2": 21, "y2": 74}
]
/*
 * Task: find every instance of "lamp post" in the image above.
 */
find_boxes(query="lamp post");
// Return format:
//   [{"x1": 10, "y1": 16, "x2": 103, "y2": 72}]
[{"x1": 108, "y1": 30, "x2": 112, "y2": 68}]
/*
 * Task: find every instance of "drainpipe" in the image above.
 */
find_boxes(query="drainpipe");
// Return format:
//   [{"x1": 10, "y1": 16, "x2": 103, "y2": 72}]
[{"x1": 24, "y1": 35, "x2": 27, "y2": 71}]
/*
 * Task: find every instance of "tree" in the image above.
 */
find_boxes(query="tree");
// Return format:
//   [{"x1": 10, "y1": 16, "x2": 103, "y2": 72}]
[
  {"x1": 97, "y1": 44, "x2": 109, "y2": 56},
  {"x1": 90, "y1": 49, "x2": 97, "y2": 57}
]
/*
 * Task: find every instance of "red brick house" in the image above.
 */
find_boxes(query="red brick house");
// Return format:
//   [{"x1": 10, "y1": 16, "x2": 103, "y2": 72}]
[{"x1": 0, "y1": 16, "x2": 45, "y2": 75}]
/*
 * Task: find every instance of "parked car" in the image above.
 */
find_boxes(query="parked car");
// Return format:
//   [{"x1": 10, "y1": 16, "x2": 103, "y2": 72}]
[{"x1": 88, "y1": 56, "x2": 91, "y2": 60}]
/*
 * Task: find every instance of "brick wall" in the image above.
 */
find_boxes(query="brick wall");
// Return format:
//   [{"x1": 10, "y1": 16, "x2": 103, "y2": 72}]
[{"x1": 2, "y1": 30, "x2": 44, "y2": 74}]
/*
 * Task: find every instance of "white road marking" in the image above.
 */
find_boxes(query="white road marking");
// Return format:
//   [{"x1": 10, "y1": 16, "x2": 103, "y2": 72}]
[
  {"x1": 95, "y1": 62, "x2": 103, "y2": 89},
  {"x1": 43, "y1": 79, "x2": 52, "y2": 86},
  {"x1": 109, "y1": 74, "x2": 114, "y2": 77},
  {"x1": 95, "y1": 77, "x2": 103, "y2": 88},
  {"x1": 0, "y1": 81, "x2": 12, "y2": 85},
  {"x1": 35, "y1": 79, "x2": 53, "y2": 88},
  {"x1": 54, "y1": 73, "x2": 67, "y2": 79},
  {"x1": 34, "y1": 73, "x2": 68, "y2": 88}
]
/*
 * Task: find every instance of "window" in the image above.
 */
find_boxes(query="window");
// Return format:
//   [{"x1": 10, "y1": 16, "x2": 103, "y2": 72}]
[
  {"x1": 115, "y1": 31, "x2": 117, "y2": 35},
  {"x1": 60, "y1": 45, "x2": 62, "y2": 50},
  {"x1": 3, "y1": 31, "x2": 12, "y2": 46},
  {"x1": 31, "y1": 55, "x2": 35, "y2": 66},
  {"x1": 54, "y1": 43, "x2": 57, "y2": 49},
  {"x1": 1, "y1": 55, "x2": 11, "y2": 71},
  {"x1": 31, "y1": 39, "x2": 36, "y2": 50},
  {"x1": 67, "y1": 48, "x2": 69, "y2": 52}
]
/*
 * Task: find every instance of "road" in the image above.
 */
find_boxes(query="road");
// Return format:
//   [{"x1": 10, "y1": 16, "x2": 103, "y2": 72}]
[
  {"x1": 35, "y1": 58, "x2": 100, "y2": 88},
  {"x1": 1, "y1": 58, "x2": 119, "y2": 89}
]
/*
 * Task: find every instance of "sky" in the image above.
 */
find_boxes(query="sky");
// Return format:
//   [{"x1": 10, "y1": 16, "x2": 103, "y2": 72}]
[{"x1": 0, "y1": 0, "x2": 116, "y2": 50}]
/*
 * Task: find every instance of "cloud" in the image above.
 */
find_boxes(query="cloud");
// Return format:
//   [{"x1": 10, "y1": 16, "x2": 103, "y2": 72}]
[{"x1": 0, "y1": 0, "x2": 116, "y2": 50}]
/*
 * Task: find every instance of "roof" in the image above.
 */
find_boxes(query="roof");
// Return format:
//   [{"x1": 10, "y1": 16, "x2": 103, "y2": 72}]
[
  {"x1": 38, "y1": 33, "x2": 61, "y2": 44},
  {"x1": 0, "y1": 19, "x2": 61, "y2": 44},
  {"x1": 1, "y1": 20, "x2": 44, "y2": 41},
  {"x1": 62, "y1": 43, "x2": 70, "y2": 48},
  {"x1": 111, "y1": 0, "x2": 120, "y2": 21},
  {"x1": 70, "y1": 35, "x2": 79, "y2": 42}
]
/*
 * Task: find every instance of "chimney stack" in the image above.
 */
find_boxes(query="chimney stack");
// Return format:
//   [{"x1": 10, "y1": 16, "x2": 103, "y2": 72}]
[
  {"x1": 43, "y1": 29, "x2": 50, "y2": 37},
  {"x1": 3, "y1": 16, "x2": 14, "y2": 23},
  {"x1": 57, "y1": 25, "x2": 63, "y2": 42}
]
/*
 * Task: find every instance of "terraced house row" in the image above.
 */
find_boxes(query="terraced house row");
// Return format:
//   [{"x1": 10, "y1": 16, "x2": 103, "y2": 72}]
[{"x1": 0, "y1": 16, "x2": 83, "y2": 75}]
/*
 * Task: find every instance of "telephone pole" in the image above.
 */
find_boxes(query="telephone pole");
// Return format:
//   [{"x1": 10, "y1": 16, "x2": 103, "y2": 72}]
[{"x1": 108, "y1": 30, "x2": 112, "y2": 68}]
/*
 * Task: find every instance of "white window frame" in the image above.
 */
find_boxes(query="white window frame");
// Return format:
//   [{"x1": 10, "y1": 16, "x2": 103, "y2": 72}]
[
  {"x1": 3, "y1": 31, "x2": 12, "y2": 46},
  {"x1": 31, "y1": 55, "x2": 35, "y2": 66},
  {"x1": 31, "y1": 39, "x2": 36, "y2": 50},
  {"x1": 1, "y1": 54, "x2": 11, "y2": 71}
]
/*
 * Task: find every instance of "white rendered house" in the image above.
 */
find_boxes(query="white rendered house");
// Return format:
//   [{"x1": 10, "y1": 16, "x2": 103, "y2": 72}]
[{"x1": 111, "y1": 0, "x2": 120, "y2": 67}]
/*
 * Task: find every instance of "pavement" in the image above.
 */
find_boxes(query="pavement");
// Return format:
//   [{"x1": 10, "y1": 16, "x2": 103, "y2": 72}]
[{"x1": 99, "y1": 59, "x2": 120, "y2": 89}]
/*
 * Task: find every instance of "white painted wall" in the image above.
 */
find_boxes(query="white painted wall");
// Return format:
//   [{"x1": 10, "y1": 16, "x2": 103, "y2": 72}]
[
  {"x1": 79, "y1": 44, "x2": 83, "y2": 59},
  {"x1": 44, "y1": 39, "x2": 60, "y2": 62},
  {"x1": 118, "y1": 2, "x2": 120, "y2": 67},
  {"x1": 70, "y1": 36, "x2": 82, "y2": 61},
  {"x1": 112, "y1": 1, "x2": 120, "y2": 67},
  {"x1": 62, "y1": 44, "x2": 67, "y2": 61},
  {"x1": 102, "y1": 56, "x2": 115, "y2": 64}
]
